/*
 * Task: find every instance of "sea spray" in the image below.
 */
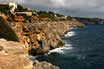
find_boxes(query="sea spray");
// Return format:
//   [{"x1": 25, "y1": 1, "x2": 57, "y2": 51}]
[{"x1": 48, "y1": 28, "x2": 76, "y2": 54}]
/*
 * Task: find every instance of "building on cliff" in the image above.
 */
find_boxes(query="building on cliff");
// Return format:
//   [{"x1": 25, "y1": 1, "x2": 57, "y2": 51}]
[
  {"x1": 15, "y1": 12, "x2": 32, "y2": 16},
  {"x1": 8, "y1": 3, "x2": 17, "y2": 13},
  {"x1": 0, "y1": 3, "x2": 17, "y2": 13}
]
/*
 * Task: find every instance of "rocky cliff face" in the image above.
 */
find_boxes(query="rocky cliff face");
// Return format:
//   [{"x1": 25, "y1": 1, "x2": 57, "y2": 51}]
[
  {"x1": 23, "y1": 22, "x2": 69, "y2": 55},
  {"x1": 74, "y1": 17, "x2": 104, "y2": 24},
  {"x1": 33, "y1": 60, "x2": 60, "y2": 69},
  {"x1": 0, "y1": 4, "x2": 85, "y2": 69},
  {"x1": 21, "y1": 21, "x2": 84, "y2": 55},
  {"x1": 0, "y1": 39, "x2": 33, "y2": 69},
  {"x1": 6, "y1": 14, "x2": 84, "y2": 55},
  {"x1": 0, "y1": 39, "x2": 60, "y2": 69}
]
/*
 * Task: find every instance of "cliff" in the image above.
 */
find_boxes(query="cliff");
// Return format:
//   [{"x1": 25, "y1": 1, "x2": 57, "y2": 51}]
[
  {"x1": 0, "y1": 13, "x2": 84, "y2": 55},
  {"x1": 0, "y1": 39, "x2": 33, "y2": 69},
  {"x1": 74, "y1": 17, "x2": 104, "y2": 24},
  {"x1": 0, "y1": 4, "x2": 84, "y2": 69},
  {"x1": 0, "y1": 39, "x2": 60, "y2": 69},
  {"x1": 23, "y1": 21, "x2": 84, "y2": 55}
]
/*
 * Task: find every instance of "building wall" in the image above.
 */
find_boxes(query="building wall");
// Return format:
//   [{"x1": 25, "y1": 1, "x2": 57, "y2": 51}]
[
  {"x1": 8, "y1": 3, "x2": 17, "y2": 13},
  {"x1": 15, "y1": 12, "x2": 32, "y2": 16}
]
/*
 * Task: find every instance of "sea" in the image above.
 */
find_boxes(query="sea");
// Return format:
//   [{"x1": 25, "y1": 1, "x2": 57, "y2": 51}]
[{"x1": 30, "y1": 24, "x2": 104, "y2": 69}]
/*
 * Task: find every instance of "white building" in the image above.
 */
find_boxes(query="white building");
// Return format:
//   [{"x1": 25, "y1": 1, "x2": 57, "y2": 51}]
[
  {"x1": 0, "y1": 3, "x2": 17, "y2": 13},
  {"x1": 8, "y1": 3, "x2": 17, "y2": 13}
]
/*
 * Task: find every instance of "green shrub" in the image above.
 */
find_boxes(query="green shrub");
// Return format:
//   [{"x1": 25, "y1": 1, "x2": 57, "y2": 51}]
[
  {"x1": 0, "y1": 5, "x2": 9, "y2": 14},
  {"x1": 15, "y1": 4, "x2": 28, "y2": 12},
  {"x1": 16, "y1": 14, "x2": 32, "y2": 22},
  {"x1": 67, "y1": 16, "x2": 73, "y2": 21},
  {"x1": 0, "y1": 17, "x2": 19, "y2": 41},
  {"x1": 56, "y1": 13, "x2": 64, "y2": 17},
  {"x1": 37, "y1": 11, "x2": 54, "y2": 18}
]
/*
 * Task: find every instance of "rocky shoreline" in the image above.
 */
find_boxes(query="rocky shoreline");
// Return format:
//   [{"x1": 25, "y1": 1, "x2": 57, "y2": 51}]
[
  {"x1": 0, "y1": 18, "x2": 84, "y2": 69},
  {"x1": 0, "y1": 3, "x2": 85, "y2": 69},
  {"x1": 0, "y1": 39, "x2": 60, "y2": 69},
  {"x1": 16, "y1": 20, "x2": 84, "y2": 55}
]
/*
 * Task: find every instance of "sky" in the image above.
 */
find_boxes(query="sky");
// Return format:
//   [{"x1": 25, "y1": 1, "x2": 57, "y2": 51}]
[{"x1": 0, "y1": 0, "x2": 104, "y2": 18}]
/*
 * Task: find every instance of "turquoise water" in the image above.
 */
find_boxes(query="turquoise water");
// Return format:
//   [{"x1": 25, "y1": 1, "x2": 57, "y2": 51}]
[{"x1": 36, "y1": 25, "x2": 104, "y2": 69}]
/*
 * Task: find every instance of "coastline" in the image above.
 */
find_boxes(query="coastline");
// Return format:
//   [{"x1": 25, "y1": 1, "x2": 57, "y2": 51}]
[
  {"x1": 0, "y1": 18, "x2": 84, "y2": 69},
  {"x1": 0, "y1": 3, "x2": 84, "y2": 69}
]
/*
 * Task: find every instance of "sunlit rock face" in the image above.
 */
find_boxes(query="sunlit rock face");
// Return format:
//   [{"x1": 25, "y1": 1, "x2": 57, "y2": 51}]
[
  {"x1": 0, "y1": 39, "x2": 33, "y2": 69},
  {"x1": 33, "y1": 60, "x2": 60, "y2": 69},
  {"x1": 0, "y1": 39, "x2": 60, "y2": 69}
]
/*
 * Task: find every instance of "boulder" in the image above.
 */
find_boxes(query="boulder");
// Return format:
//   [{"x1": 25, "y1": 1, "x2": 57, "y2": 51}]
[
  {"x1": 33, "y1": 60, "x2": 60, "y2": 69},
  {"x1": 0, "y1": 39, "x2": 33, "y2": 69}
]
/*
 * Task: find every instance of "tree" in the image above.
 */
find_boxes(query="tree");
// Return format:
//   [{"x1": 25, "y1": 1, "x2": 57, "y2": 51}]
[
  {"x1": 0, "y1": 5, "x2": 9, "y2": 14},
  {"x1": 15, "y1": 4, "x2": 28, "y2": 12},
  {"x1": 67, "y1": 16, "x2": 73, "y2": 21}
]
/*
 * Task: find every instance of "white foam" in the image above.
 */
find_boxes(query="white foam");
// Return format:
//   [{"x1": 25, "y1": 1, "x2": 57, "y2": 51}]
[
  {"x1": 65, "y1": 31, "x2": 75, "y2": 37},
  {"x1": 48, "y1": 29, "x2": 76, "y2": 54},
  {"x1": 70, "y1": 27, "x2": 74, "y2": 30},
  {"x1": 48, "y1": 43, "x2": 73, "y2": 54}
]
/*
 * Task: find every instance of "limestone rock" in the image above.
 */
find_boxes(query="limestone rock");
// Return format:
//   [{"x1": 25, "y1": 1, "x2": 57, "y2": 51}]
[
  {"x1": 0, "y1": 39, "x2": 33, "y2": 69},
  {"x1": 33, "y1": 60, "x2": 60, "y2": 69},
  {"x1": 24, "y1": 21, "x2": 84, "y2": 55}
]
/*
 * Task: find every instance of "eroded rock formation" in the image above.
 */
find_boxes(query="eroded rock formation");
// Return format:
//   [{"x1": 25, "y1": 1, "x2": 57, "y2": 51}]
[
  {"x1": 20, "y1": 20, "x2": 83, "y2": 55},
  {"x1": 0, "y1": 39, "x2": 60, "y2": 69},
  {"x1": 33, "y1": 60, "x2": 60, "y2": 69},
  {"x1": 0, "y1": 39, "x2": 33, "y2": 69}
]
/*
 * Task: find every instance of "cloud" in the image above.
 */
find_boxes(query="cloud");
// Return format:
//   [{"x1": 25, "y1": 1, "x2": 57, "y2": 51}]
[
  {"x1": 50, "y1": 0, "x2": 65, "y2": 7},
  {"x1": 0, "y1": 0, "x2": 104, "y2": 18},
  {"x1": 0, "y1": 0, "x2": 25, "y2": 4}
]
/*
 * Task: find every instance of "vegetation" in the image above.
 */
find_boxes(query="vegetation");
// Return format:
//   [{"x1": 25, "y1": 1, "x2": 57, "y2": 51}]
[
  {"x1": 56, "y1": 13, "x2": 64, "y2": 17},
  {"x1": 59, "y1": 18, "x2": 66, "y2": 21},
  {"x1": 67, "y1": 16, "x2": 73, "y2": 21},
  {"x1": 16, "y1": 14, "x2": 32, "y2": 22},
  {"x1": 0, "y1": 5, "x2": 10, "y2": 14},
  {"x1": 15, "y1": 4, "x2": 29, "y2": 12},
  {"x1": 0, "y1": 17, "x2": 19, "y2": 41},
  {"x1": 37, "y1": 11, "x2": 59, "y2": 21}
]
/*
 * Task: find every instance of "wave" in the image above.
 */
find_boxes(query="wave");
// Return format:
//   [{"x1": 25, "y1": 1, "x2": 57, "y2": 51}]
[
  {"x1": 48, "y1": 42, "x2": 73, "y2": 54},
  {"x1": 48, "y1": 29, "x2": 76, "y2": 54},
  {"x1": 65, "y1": 31, "x2": 75, "y2": 37}
]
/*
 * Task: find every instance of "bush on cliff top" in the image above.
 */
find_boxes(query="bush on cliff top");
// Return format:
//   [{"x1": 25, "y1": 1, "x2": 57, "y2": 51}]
[
  {"x1": 0, "y1": 17, "x2": 19, "y2": 41},
  {"x1": 67, "y1": 16, "x2": 73, "y2": 21},
  {"x1": 0, "y1": 5, "x2": 9, "y2": 14},
  {"x1": 15, "y1": 4, "x2": 29, "y2": 12}
]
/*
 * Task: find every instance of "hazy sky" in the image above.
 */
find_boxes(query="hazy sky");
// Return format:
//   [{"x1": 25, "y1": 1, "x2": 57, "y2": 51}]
[{"x1": 1, "y1": 0, "x2": 104, "y2": 18}]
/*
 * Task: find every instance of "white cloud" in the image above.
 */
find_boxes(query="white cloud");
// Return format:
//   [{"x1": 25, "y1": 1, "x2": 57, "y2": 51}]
[
  {"x1": 0, "y1": 0, "x2": 25, "y2": 4},
  {"x1": 50, "y1": 0, "x2": 65, "y2": 7},
  {"x1": 1, "y1": 0, "x2": 104, "y2": 18}
]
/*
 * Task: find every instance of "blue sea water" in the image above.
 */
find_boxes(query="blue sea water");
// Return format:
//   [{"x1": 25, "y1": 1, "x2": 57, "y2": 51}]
[{"x1": 35, "y1": 24, "x2": 104, "y2": 69}]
